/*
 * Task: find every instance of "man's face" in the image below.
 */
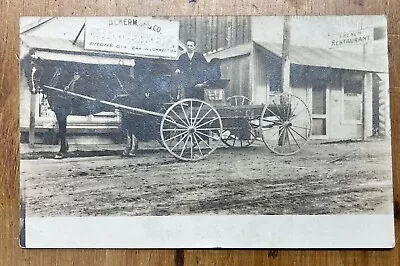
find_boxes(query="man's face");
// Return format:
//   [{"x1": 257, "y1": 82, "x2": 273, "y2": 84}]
[{"x1": 186, "y1": 41, "x2": 196, "y2": 53}]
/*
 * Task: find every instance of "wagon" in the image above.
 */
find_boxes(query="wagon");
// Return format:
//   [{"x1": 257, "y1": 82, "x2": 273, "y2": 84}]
[{"x1": 43, "y1": 77, "x2": 312, "y2": 161}]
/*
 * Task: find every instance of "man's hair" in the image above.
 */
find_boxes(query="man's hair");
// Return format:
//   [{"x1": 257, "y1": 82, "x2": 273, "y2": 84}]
[{"x1": 186, "y1": 39, "x2": 196, "y2": 46}]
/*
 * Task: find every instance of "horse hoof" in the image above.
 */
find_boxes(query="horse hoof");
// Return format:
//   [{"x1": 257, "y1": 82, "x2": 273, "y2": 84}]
[
  {"x1": 122, "y1": 152, "x2": 136, "y2": 157},
  {"x1": 54, "y1": 153, "x2": 65, "y2": 159}
]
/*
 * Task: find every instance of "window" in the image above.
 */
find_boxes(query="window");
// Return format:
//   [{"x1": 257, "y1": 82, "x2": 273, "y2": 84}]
[{"x1": 343, "y1": 77, "x2": 363, "y2": 121}]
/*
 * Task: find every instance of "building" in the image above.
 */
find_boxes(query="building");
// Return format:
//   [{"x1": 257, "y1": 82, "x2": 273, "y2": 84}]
[{"x1": 206, "y1": 40, "x2": 390, "y2": 140}]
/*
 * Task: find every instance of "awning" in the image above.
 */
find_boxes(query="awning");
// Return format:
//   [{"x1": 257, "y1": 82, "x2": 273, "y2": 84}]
[
  {"x1": 205, "y1": 41, "x2": 388, "y2": 73},
  {"x1": 20, "y1": 35, "x2": 176, "y2": 61},
  {"x1": 254, "y1": 41, "x2": 388, "y2": 73},
  {"x1": 31, "y1": 50, "x2": 136, "y2": 66}
]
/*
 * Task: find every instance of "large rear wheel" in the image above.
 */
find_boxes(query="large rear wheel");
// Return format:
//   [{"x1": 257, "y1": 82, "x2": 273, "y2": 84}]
[{"x1": 259, "y1": 93, "x2": 311, "y2": 155}]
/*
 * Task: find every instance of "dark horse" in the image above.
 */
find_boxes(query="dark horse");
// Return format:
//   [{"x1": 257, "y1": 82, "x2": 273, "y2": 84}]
[{"x1": 23, "y1": 54, "x2": 175, "y2": 158}]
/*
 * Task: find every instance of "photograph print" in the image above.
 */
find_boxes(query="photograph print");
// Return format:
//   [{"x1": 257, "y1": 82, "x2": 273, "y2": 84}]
[{"x1": 20, "y1": 16, "x2": 394, "y2": 248}]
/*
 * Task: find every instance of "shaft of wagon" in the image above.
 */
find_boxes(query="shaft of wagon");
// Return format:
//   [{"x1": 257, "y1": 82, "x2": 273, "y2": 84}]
[{"x1": 43, "y1": 85, "x2": 165, "y2": 118}]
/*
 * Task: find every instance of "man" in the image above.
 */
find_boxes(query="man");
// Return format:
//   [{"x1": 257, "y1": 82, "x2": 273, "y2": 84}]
[{"x1": 175, "y1": 39, "x2": 208, "y2": 99}]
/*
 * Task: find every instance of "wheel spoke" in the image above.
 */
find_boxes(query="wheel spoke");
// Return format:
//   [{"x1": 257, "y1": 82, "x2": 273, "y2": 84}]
[
  {"x1": 180, "y1": 102, "x2": 190, "y2": 126},
  {"x1": 171, "y1": 132, "x2": 189, "y2": 151},
  {"x1": 190, "y1": 135, "x2": 193, "y2": 159},
  {"x1": 165, "y1": 130, "x2": 188, "y2": 143},
  {"x1": 289, "y1": 108, "x2": 308, "y2": 123},
  {"x1": 287, "y1": 127, "x2": 301, "y2": 149},
  {"x1": 286, "y1": 128, "x2": 292, "y2": 152},
  {"x1": 179, "y1": 135, "x2": 190, "y2": 157},
  {"x1": 282, "y1": 126, "x2": 287, "y2": 147},
  {"x1": 194, "y1": 108, "x2": 213, "y2": 127},
  {"x1": 285, "y1": 96, "x2": 292, "y2": 121},
  {"x1": 192, "y1": 133, "x2": 204, "y2": 157},
  {"x1": 289, "y1": 126, "x2": 309, "y2": 141},
  {"x1": 170, "y1": 108, "x2": 188, "y2": 127},
  {"x1": 249, "y1": 129, "x2": 257, "y2": 139},
  {"x1": 261, "y1": 118, "x2": 283, "y2": 125},
  {"x1": 276, "y1": 126, "x2": 285, "y2": 146},
  {"x1": 196, "y1": 130, "x2": 220, "y2": 141},
  {"x1": 196, "y1": 117, "x2": 219, "y2": 129},
  {"x1": 289, "y1": 124, "x2": 311, "y2": 131},
  {"x1": 265, "y1": 107, "x2": 283, "y2": 122},
  {"x1": 263, "y1": 125, "x2": 281, "y2": 140},
  {"x1": 190, "y1": 100, "x2": 193, "y2": 125},
  {"x1": 290, "y1": 99, "x2": 301, "y2": 118},
  {"x1": 162, "y1": 128, "x2": 188, "y2": 132},
  {"x1": 163, "y1": 117, "x2": 187, "y2": 129},
  {"x1": 196, "y1": 127, "x2": 222, "y2": 131},
  {"x1": 272, "y1": 99, "x2": 285, "y2": 121},
  {"x1": 194, "y1": 132, "x2": 213, "y2": 150},
  {"x1": 192, "y1": 102, "x2": 204, "y2": 125}
]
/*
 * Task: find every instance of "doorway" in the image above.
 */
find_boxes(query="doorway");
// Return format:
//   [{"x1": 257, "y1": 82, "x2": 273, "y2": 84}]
[{"x1": 311, "y1": 81, "x2": 328, "y2": 138}]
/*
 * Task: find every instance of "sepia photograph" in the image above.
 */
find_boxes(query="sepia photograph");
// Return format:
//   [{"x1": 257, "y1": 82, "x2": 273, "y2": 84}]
[{"x1": 19, "y1": 16, "x2": 394, "y2": 248}]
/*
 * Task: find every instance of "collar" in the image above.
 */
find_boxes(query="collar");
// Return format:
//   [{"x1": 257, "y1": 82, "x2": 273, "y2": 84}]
[{"x1": 187, "y1": 51, "x2": 194, "y2": 60}]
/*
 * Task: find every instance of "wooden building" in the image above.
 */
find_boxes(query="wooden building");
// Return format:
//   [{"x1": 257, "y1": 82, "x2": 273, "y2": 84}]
[{"x1": 206, "y1": 41, "x2": 390, "y2": 140}]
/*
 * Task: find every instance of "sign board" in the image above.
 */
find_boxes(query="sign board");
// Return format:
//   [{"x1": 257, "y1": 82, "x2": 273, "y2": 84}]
[
  {"x1": 328, "y1": 28, "x2": 374, "y2": 49},
  {"x1": 84, "y1": 17, "x2": 180, "y2": 59}
]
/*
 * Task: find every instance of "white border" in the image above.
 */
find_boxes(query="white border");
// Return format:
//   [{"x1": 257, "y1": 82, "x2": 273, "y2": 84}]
[{"x1": 24, "y1": 215, "x2": 395, "y2": 248}]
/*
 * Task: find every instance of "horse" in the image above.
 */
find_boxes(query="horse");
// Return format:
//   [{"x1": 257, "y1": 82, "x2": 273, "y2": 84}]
[{"x1": 22, "y1": 54, "x2": 176, "y2": 159}]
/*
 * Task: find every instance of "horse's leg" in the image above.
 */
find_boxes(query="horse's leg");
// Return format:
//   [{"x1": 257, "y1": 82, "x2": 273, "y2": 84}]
[
  {"x1": 122, "y1": 130, "x2": 138, "y2": 157},
  {"x1": 122, "y1": 129, "x2": 133, "y2": 157},
  {"x1": 55, "y1": 112, "x2": 69, "y2": 159},
  {"x1": 130, "y1": 134, "x2": 139, "y2": 155}
]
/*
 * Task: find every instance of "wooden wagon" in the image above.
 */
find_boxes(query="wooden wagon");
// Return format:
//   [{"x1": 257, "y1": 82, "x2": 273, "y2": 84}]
[{"x1": 43, "y1": 76, "x2": 312, "y2": 161}]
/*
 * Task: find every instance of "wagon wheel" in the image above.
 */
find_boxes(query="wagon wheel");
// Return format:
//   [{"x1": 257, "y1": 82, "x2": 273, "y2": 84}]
[
  {"x1": 221, "y1": 95, "x2": 257, "y2": 148},
  {"x1": 259, "y1": 93, "x2": 311, "y2": 155},
  {"x1": 160, "y1": 98, "x2": 222, "y2": 161}
]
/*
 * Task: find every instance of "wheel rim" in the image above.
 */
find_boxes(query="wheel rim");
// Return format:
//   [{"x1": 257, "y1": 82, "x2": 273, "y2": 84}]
[
  {"x1": 221, "y1": 95, "x2": 256, "y2": 147},
  {"x1": 226, "y1": 95, "x2": 251, "y2": 106},
  {"x1": 259, "y1": 93, "x2": 311, "y2": 155},
  {"x1": 160, "y1": 98, "x2": 222, "y2": 161}
]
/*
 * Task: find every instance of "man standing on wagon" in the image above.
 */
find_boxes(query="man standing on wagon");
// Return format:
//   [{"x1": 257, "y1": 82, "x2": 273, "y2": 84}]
[{"x1": 175, "y1": 39, "x2": 208, "y2": 100}]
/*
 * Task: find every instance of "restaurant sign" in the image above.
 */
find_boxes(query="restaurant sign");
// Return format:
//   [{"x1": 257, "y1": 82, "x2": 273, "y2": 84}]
[
  {"x1": 84, "y1": 17, "x2": 180, "y2": 59},
  {"x1": 328, "y1": 28, "x2": 373, "y2": 49}
]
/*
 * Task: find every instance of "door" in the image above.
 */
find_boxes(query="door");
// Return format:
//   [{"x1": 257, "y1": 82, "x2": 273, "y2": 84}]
[{"x1": 311, "y1": 81, "x2": 328, "y2": 138}]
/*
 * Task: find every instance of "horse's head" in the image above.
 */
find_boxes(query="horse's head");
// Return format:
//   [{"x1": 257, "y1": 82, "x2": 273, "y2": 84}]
[
  {"x1": 29, "y1": 61, "x2": 43, "y2": 94},
  {"x1": 21, "y1": 54, "x2": 42, "y2": 94}
]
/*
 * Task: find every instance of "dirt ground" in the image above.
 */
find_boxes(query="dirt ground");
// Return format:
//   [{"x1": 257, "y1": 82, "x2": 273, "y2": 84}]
[{"x1": 20, "y1": 138, "x2": 393, "y2": 216}]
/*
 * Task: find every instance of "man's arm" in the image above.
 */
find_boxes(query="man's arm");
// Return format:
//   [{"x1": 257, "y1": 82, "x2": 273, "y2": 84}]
[{"x1": 176, "y1": 53, "x2": 187, "y2": 73}]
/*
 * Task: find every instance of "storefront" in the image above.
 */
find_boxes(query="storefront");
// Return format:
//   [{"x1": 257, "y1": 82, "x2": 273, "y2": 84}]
[{"x1": 206, "y1": 41, "x2": 389, "y2": 140}]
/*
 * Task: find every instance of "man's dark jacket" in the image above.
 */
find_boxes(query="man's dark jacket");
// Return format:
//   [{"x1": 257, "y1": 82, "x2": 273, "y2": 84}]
[{"x1": 177, "y1": 52, "x2": 208, "y2": 87}]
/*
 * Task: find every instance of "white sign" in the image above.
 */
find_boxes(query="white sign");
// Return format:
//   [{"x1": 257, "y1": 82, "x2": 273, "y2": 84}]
[
  {"x1": 328, "y1": 28, "x2": 373, "y2": 49},
  {"x1": 84, "y1": 17, "x2": 180, "y2": 59}
]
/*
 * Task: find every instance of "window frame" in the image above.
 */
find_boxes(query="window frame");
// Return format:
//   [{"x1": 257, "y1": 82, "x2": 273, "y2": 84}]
[{"x1": 341, "y1": 73, "x2": 364, "y2": 125}]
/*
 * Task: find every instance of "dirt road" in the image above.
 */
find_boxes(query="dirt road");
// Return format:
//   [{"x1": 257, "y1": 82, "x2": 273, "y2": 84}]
[{"x1": 20, "y1": 139, "x2": 393, "y2": 216}]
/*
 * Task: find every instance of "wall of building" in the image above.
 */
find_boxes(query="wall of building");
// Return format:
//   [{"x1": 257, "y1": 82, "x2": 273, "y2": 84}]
[
  {"x1": 286, "y1": 66, "x2": 372, "y2": 140},
  {"x1": 175, "y1": 16, "x2": 251, "y2": 54},
  {"x1": 219, "y1": 55, "x2": 251, "y2": 99}
]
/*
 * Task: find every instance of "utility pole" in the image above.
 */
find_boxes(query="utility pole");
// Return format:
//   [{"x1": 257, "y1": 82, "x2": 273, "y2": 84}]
[{"x1": 281, "y1": 16, "x2": 291, "y2": 93}]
